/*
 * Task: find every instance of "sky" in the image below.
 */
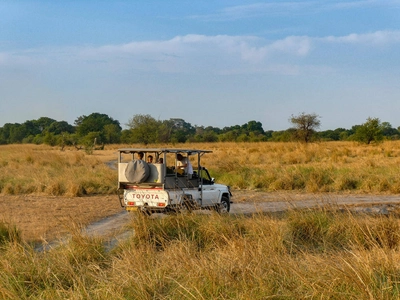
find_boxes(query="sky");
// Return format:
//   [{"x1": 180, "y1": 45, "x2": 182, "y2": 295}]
[{"x1": 1, "y1": 1, "x2": 400, "y2": 131}]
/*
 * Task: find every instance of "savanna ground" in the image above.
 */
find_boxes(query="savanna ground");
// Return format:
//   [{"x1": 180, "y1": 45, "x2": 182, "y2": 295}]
[
  {"x1": 2, "y1": 141, "x2": 400, "y2": 242},
  {"x1": 2, "y1": 142, "x2": 400, "y2": 299}
]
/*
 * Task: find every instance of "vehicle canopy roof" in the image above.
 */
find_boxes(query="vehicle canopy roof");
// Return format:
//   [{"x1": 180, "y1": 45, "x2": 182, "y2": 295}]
[{"x1": 118, "y1": 148, "x2": 212, "y2": 155}]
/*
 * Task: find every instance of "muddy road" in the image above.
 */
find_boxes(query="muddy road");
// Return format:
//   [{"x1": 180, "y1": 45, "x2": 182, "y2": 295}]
[
  {"x1": 3, "y1": 191, "x2": 400, "y2": 245},
  {"x1": 83, "y1": 191, "x2": 400, "y2": 240}
]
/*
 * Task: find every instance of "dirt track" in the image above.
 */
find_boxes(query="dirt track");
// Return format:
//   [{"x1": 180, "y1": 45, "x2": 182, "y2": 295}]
[
  {"x1": 2, "y1": 191, "x2": 400, "y2": 243},
  {"x1": 0, "y1": 194, "x2": 122, "y2": 242}
]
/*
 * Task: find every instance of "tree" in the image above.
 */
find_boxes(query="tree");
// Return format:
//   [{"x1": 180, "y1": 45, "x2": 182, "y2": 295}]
[
  {"x1": 45, "y1": 121, "x2": 75, "y2": 135},
  {"x1": 34, "y1": 117, "x2": 57, "y2": 132},
  {"x1": 75, "y1": 113, "x2": 121, "y2": 144},
  {"x1": 289, "y1": 112, "x2": 321, "y2": 143},
  {"x1": 218, "y1": 130, "x2": 240, "y2": 142},
  {"x1": 381, "y1": 122, "x2": 399, "y2": 139},
  {"x1": 75, "y1": 113, "x2": 121, "y2": 136},
  {"x1": 103, "y1": 124, "x2": 121, "y2": 144},
  {"x1": 353, "y1": 117, "x2": 384, "y2": 144},
  {"x1": 7, "y1": 123, "x2": 27, "y2": 144},
  {"x1": 158, "y1": 119, "x2": 178, "y2": 143},
  {"x1": 126, "y1": 114, "x2": 161, "y2": 144},
  {"x1": 243, "y1": 120, "x2": 264, "y2": 135},
  {"x1": 193, "y1": 126, "x2": 219, "y2": 142},
  {"x1": 270, "y1": 129, "x2": 296, "y2": 142},
  {"x1": 169, "y1": 118, "x2": 195, "y2": 143},
  {"x1": 318, "y1": 128, "x2": 347, "y2": 141}
]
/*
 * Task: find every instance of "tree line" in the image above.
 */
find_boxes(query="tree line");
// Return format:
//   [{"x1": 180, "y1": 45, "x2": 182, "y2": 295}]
[{"x1": 0, "y1": 112, "x2": 398, "y2": 148}]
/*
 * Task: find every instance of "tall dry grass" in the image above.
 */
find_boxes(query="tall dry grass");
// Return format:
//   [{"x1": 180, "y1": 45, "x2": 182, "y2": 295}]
[
  {"x1": 1, "y1": 210, "x2": 400, "y2": 299},
  {"x1": 0, "y1": 144, "x2": 116, "y2": 196},
  {"x1": 190, "y1": 141, "x2": 400, "y2": 194},
  {"x1": 2, "y1": 141, "x2": 400, "y2": 196}
]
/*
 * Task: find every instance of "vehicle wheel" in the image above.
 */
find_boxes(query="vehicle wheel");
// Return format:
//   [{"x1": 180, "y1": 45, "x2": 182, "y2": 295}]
[
  {"x1": 183, "y1": 200, "x2": 197, "y2": 212},
  {"x1": 181, "y1": 194, "x2": 197, "y2": 213},
  {"x1": 218, "y1": 196, "x2": 230, "y2": 214},
  {"x1": 165, "y1": 206, "x2": 180, "y2": 215}
]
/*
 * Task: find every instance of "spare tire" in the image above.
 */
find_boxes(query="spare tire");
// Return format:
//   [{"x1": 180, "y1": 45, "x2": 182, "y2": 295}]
[{"x1": 125, "y1": 160, "x2": 150, "y2": 183}]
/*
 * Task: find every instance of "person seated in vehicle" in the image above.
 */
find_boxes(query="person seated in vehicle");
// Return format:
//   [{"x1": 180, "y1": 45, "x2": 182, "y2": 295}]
[
  {"x1": 176, "y1": 153, "x2": 193, "y2": 178},
  {"x1": 147, "y1": 155, "x2": 153, "y2": 163},
  {"x1": 136, "y1": 152, "x2": 144, "y2": 160}
]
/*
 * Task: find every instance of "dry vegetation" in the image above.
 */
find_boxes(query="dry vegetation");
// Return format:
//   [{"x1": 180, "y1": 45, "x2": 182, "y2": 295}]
[
  {"x1": 2, "y1": 141, "x2": 400, "y2": 196},
  {"x1": 0, "y1": 144, "x2": 117, "y2": 196},
  {"x1": 2, "y1": 142, "x2": 400, "y2": 298},
  {"x1": 202, "y1": 141, "x2": 400, "y2": 194},
  {"x1": 1, "y1": 210, "x2": 400, "y2": 299}
]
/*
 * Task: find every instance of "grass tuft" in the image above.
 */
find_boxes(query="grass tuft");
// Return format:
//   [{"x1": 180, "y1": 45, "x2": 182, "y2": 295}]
[{"x1": 0, "y1": 221, "x2": 20, "y2": 246}]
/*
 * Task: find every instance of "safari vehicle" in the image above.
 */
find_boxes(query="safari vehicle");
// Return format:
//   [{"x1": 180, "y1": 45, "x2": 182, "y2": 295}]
[{"x1": 117, "y1": 148, "x2": 232, "y2": 215}]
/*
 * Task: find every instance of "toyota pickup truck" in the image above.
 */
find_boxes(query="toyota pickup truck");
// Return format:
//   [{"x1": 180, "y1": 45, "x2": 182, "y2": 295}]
[{"x1": 117, "y1": 148, "x2": 232, "y2": 215}]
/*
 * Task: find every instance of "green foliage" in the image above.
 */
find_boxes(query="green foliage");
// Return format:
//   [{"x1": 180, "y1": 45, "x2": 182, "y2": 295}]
[
  {"x1": 192, "y1": 126, "x2": 219, "y2": 142},
  {"x1": 218, "y1": 120, "x2": 268, "y2": 142},
  {"x1": 270, "y1": 129, "x2": 295, "y2": 141},
  {"x1": 317, "y1": 127, "x2": 349, "y2": 141},
  {"x1": 80, "y1": 131, "x2": 102, "y2": 149},
  {"x1": 353, "y1": 117, "x2": 384, "y2": 144},
  {"x1": 2, "y1": 112, "x2": 400, "y2": 145},
  {"x1": 243, "y1": 120, "x2": 264, "y2": 134},
  {"x1": 103, "y1": 124, "x2": 121, "y2": 144},
  {"x1": 120, "y1": 129, "x2": 133, "y2": 144},
  {"x1": 75, "y1": 112, "x2": 121, "y2": 138},
  {"x1": 169, "y1": 118, "x2": 195, "y2": 143},
  {"x1": 34, "y1": 117, "x2": 57, "y2": 130},
  {"x1": 43, "y1": 132, "x2": 58, "y2": 146},
  {"x1": 0, "y1": 118, "x2": 75, "y2": 145},
  {"x1": 218, "y1": 130, "x2": 239, "y2": 141},
  {"x1": 45, "y1": 120, "x2": 75, "y2": 135},
  {"x1": 126, "y1": 114, "x2": 162, "y2": 144}
]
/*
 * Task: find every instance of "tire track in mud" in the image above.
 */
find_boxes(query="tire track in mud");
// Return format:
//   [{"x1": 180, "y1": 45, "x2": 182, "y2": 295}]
[
  {"x1": 79, "y1": 194, "x2": 400, "y2": 252},
  {"x1": 35, "y1": 187, "x2": 400, "y2": 252}
]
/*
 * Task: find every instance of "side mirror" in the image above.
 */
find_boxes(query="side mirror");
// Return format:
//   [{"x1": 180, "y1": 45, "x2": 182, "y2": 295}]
[{"x1": 211, "y1": 177, "x2": 215, "y2": 183}]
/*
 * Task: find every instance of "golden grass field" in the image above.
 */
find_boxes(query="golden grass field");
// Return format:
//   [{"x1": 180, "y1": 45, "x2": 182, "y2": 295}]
[
  {"x1": 3, "y1": 140, "x2": 400, "y2": 196},
  {"x1": 1, "y1": 141, "x2": 400, "y2": 241},
  {"x1": 1, "y1": 142, "x2": 400, "y2": 298}
]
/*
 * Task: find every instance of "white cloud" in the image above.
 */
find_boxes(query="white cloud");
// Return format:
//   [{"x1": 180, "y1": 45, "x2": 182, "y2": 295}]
[
  {"x1": 270, "y1": 36, "x2": 312, "y2": 56},
  {"x1": 220, "y1": 2, "x2": 314, "y2": 19},
  {"x1": 0, "y1": 51, "x2": 46, "y2": 66},
  {"x1": 1, "y1": 30, "x2": 399, "y2": 76},
  {"x1": 328, "y1": 0, "x2": 400, "y2": 10},
  {"x1": 189, "y1": 1, "x2": 400, "y2": 21},
  {"x1": 80, "y1": 34, "x2": 310, "y2": 65},
  {"x1": 322, "y1": 30, "x2": 400, "y2": 45}
]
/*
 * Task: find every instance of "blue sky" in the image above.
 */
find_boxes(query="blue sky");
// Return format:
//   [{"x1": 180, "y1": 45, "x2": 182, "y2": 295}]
[{"x1": 1, "y1": 1, "x2": 400, "y2": 131}]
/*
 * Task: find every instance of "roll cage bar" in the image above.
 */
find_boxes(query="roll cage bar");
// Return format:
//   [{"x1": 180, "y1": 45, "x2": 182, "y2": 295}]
[{"x1": 117, "y1": 148, "x2": 214, "y2": 184}]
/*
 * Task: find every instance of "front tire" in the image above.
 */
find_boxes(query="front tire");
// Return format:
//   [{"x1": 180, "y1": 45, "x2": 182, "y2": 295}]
[{"x1": 217, "y1": 196, "x2": 230, "y2": 214}]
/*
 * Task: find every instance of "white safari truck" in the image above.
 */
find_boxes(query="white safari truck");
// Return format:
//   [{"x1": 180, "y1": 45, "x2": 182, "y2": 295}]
[{"x1": 117, "y1": 148, "x2": 232, "y2": 215}]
